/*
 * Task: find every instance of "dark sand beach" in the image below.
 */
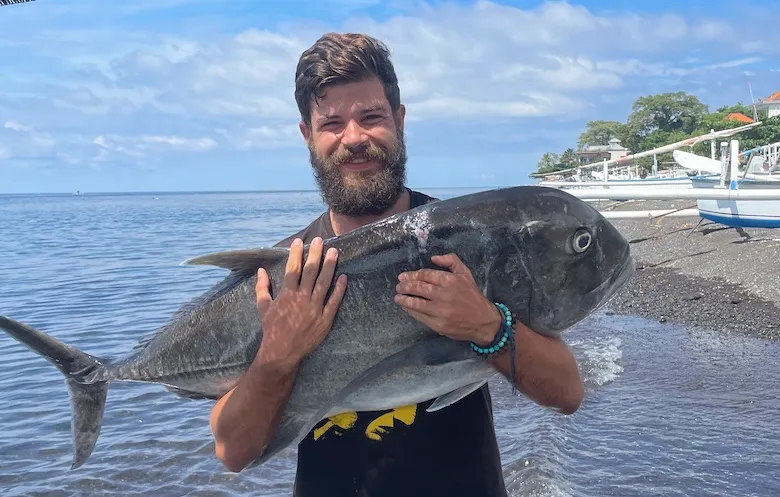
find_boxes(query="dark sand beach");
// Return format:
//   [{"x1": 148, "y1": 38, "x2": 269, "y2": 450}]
[{"x1": 596, "y1": 199, "x2": 780, "y2": 340}]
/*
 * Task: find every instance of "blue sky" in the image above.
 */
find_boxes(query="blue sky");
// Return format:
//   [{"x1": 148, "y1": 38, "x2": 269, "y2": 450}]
[{"x1": 1, "y1": 0, "x2": 778, "y2": 193}]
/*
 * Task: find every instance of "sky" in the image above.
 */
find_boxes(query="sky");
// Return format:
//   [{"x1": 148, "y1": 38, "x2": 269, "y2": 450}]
[{"x1": 1, "y1": 0, "x2": 778, "y2": 194}]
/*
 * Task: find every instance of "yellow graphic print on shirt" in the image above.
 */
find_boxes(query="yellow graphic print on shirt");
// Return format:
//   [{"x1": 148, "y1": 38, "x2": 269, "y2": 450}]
[
  {"x1": 313, "y1": 411, "x2": 358, "y2": 441},
  {"x1": 312, "y1": 404, "x2": 418, "y2": 442}
]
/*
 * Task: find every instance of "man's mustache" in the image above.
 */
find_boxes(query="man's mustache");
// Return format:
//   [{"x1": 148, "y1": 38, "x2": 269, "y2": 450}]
[{"x1": 327, "y1": 142, "x2": 389, "y2": 167}]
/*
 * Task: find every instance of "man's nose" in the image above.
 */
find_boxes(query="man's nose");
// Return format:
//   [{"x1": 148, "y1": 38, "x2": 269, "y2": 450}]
[{"x1": 341, "y1": 120, "x2": 368, "y2": 148}]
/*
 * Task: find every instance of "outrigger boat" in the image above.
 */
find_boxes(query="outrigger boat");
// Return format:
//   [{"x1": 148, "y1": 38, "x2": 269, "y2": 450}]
[{"x1": 535, "y1": 124, "x2": 780, "y2": 229}]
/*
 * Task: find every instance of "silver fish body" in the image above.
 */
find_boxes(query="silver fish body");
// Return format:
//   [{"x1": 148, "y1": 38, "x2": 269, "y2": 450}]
[{"x1": 0, "y1": 185, "x2": 634, "y2": 469}]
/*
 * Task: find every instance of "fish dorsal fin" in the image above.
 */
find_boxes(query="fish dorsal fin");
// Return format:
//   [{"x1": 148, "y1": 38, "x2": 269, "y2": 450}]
[{"x1": 181, "y1": 247, "x2": 289, "y2": 273}]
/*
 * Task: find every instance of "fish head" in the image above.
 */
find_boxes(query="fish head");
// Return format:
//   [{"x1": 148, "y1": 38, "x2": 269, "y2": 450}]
[{"x1": 491, "y1": 186, "x2": 634, "y2": 335}]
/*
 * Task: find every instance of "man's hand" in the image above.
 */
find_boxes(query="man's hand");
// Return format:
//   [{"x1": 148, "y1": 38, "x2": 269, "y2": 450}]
[
  {"x1": 394, "y1": 253, "x2": 500, "y2": 345},
  {"x1": 255, "y1": 237, "x2": 347, "y2": 370}
]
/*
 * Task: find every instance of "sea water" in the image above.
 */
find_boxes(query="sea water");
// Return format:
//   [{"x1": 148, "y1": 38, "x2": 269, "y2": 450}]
[{"x1": 1, "y1": 189, "x2": 778, "y2": 496}]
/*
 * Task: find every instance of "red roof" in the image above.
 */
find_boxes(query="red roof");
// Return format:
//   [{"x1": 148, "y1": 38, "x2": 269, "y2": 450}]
[
  {"x1": 765, "y1": 91, "x2": 780, "y2": 102},
  {"x1": 726, "y1": 112, "x2": 754, "y2": 123}
]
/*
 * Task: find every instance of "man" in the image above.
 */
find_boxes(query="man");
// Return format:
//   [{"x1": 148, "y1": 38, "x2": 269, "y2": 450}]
[{"x1": 209, "y1": 32, "x2": 584, "y2": 496}]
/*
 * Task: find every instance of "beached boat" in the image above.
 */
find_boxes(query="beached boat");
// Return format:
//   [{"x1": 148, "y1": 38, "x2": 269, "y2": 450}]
[
  {"x1": 674, "y1": 146, "x2": 780, "y2": 183},
  {"x1": 551, "y1": 138, "x2": 780, "y2": 228},
  {"x1": 534, "y1": 122, "x2": 763, "y2": 191},
  {"x1": 690, "y1": 176, "x2": 780, "y2": 228}
]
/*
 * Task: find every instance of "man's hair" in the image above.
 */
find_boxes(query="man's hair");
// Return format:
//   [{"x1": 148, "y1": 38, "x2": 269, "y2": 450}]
[{"x1": 295, "y1": 32, "x2": 401, "y2": 127}]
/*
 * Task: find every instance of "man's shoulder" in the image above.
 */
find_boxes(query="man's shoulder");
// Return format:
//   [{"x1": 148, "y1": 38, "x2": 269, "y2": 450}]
[
  {"x1": 273, "y1": 211, "x2": 332, "y2": 248},
  {"x1": 273, "y1": 188, "x2": 437, "y2": 248},
  {"x1": 409, "y1": 188, "x2": 439, "y2": 207}
]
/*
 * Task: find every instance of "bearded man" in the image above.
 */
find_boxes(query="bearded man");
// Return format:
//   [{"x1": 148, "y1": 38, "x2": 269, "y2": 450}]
[{"x1": 209, "y1": 32, "x2": 584, "y2": 497}]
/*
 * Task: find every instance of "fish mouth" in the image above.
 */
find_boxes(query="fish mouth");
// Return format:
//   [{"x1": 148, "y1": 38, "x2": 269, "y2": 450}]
[{"x1": 595, "y1": 248, "x2": 635, "y2": 311}]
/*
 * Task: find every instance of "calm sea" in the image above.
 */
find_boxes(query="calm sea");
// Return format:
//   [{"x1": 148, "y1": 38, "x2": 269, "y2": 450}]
[{"x1": 0, "y1": 189, "x2": 778, "y2": 496}]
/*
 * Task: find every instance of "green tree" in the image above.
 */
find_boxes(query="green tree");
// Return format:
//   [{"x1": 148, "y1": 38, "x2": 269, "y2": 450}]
[
  {"x1": 536, "y1": 152, "x2": 561, "y2": 175},
  {"x1": 624, "y1": 92, "x2": 709, "y2": 152},
  {"x1": 576, "y1": 120, "x2": 626, "y2": 149},
  {"x1": 560, "y1": 148, "x2": 578, "y2": 167},
  {"x1": 531, "y1": 91, "x2": 780, "y2": 176}
]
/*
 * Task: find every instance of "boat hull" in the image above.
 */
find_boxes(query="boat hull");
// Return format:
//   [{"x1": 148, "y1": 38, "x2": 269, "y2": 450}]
[{"x1": 691, "y1": 177, "x2": 780, "y2": 228}]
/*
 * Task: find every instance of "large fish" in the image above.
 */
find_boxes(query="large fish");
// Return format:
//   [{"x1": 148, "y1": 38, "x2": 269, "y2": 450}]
[{"x1": 0, "y1": 186, "x2": 633, "y2": 470}]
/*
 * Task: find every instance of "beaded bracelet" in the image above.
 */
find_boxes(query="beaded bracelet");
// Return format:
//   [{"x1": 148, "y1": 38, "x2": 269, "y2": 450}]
[
  {"x1": 470, "y1": 303, "x2": 514, "y2": 356},
  {"x1": 470, "y1": 302, "x2": 518, "y2": 394}
]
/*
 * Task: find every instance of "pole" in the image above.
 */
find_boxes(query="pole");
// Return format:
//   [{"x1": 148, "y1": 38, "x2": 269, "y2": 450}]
[{"x1": 559, "y1": 187, "x2": 780, "y2": 200}]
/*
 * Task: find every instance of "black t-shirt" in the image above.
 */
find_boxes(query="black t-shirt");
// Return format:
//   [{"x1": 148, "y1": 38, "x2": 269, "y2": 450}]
[{"x1": 273, "y1": 189, "x2": 508, "y2": 497}]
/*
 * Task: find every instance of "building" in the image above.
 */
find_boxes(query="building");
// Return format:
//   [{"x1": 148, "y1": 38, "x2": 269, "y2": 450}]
[
  {"x1": 755, "y1": 91, "x2": 780, "y2": 118},
  {"x1": 574, "y1": 137, "x2": 630, "y2": 166},
  {"x1": 726, "y1": 112, "x2": 754, "y2": 123}
]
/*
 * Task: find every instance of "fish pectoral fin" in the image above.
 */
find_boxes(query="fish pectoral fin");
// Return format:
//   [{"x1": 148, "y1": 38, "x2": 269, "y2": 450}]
[
  {"x1": 180, "y1": 247, "x2": 289, "y2": 273},
  {"x1": 365, "y1": 405, "x2": 417, "y2": 441},
  {"x1": 268, "y1": 338, "x2": 486, "y2": 459},
  {"x1": 163, "y1": 385, "x2": 219, "y2": 401},
  {"x1": 426, "y1": 381, "x2": 487, "y2": 413}
]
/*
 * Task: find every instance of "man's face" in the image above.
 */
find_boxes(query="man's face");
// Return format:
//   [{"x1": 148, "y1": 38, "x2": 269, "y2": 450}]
[{"x1": 301, "y1": 76, "x2": 407, "y2": 217}]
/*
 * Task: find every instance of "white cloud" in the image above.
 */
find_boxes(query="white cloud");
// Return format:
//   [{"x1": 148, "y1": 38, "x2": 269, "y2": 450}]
[
  {"x1": 0, "y1": 0, "x2": 777, "y2": 177},
  {"x1": 140, "y1": 135, "x2": 217, "y2": 151},
  {"x1": 1, "y1": 120, "x2": 57, "y2": 162},
  {"x1": 92, "y1": 133, "x2": 217, "y2": 161},
  {"x1": 4, "y1": 121, "x2": 33, "y2": 133},
  {"x1": 216, "y1": 124, "x2": 302, "y2": 150}
]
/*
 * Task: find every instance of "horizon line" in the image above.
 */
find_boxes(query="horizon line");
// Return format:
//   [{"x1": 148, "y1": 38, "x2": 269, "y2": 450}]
[{"x1": 0, "y1": 185, "x2": 512, "y2": 196}]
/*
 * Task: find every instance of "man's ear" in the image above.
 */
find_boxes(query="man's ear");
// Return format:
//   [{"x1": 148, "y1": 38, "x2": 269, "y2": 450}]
[
  {"x1": 299, "y1": 121, "x2": 311, "y2": 141},
  {"x1": 395, "y1": 104, "x2": 406, "y2": 132}
]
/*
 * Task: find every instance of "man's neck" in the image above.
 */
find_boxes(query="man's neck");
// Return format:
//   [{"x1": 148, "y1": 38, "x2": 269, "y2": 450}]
[{"x1": 329, "y1": 188, "x2": 411, "y2": 236}]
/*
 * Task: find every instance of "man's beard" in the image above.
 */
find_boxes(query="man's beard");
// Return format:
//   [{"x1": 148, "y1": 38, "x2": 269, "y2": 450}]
[{"x1": 309, "y1": 129, "x2": 407, "y2": 217}]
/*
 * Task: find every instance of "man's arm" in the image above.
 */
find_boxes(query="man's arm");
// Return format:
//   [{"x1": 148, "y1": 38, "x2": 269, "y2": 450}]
[
  {"x1": 210, "y1": 358, "x2": 299, "y2": 472},
  {"x1": 486, "y1": 321, "x2": 583, "y2": 414},
  {"x1": 209, "y1": 237, "x2": 346, "y2": 472},
  {"x1": 394, "y1": 253, "x2": 584, "y2": 415}
]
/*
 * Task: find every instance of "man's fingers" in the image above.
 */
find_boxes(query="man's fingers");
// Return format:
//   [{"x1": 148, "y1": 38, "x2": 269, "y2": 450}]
[
  {"x1": 256, "y1": 268, "x2": 272, "y2": 316},
  {"x1": 322, "y1": 274, "x2": 347, "y2": 321},
  {"x1": 300, "y1": 237, "x2": 324, "y2": 293},
  {"x1": 313, "y1": 247, "x2": 339, "y2": 305},
  {"x1": 284, "y1": 238, "x2": 304, "y2": 289},
  {"x1": 396, "y1": 280, "x2": 439, "y2": 299},
  {"x1": 431, "y1": 253, "x2": 473, "y2": 277},
  {"x1": 394, "y1": 293, "x2": 435, "y2": 314},
  {"x1": 399, "y1": 268, "x2": 454, "y2": 286}
]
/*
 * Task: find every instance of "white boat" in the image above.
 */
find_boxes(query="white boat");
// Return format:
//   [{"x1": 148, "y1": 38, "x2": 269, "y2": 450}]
[
  {"x1": 674, "y1": 147, "x2": 780, "y2": 182},
  {"x1": 534, "y1": 122, "x2": 763, "y2": 193},
  {"x1": 672, "y1": 150, "x2": 722, "y2": 175},
  {"x1": 550, "y1": 138, "x2": 780, "y2": 228},
  {"x1": 691, "y1": 176, "x2": 780, "y2": 228}
]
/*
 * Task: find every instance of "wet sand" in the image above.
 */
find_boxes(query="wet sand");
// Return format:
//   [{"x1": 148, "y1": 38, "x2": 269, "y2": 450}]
[{"x1": 596, "y1": 199, "x2": 780, "y2": 340}]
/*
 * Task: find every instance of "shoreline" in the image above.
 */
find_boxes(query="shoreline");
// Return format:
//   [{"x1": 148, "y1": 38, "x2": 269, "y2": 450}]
[{"x1": 596, "y1": 199, "x2": 780, "y2": 340}]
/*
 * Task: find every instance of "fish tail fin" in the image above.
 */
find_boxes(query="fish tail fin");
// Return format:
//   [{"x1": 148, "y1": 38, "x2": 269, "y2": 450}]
[{"x1": 0, "y1": 315, "x2": 110, "y2": 469}]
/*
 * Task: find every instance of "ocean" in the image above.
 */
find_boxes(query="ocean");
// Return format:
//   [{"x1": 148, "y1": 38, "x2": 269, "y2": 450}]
[{"x1": 1, "y1": 189, "x2": 778, "y2": 496}]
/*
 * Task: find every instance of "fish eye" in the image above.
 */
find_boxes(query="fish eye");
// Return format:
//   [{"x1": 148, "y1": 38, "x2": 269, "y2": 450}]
[{"x1": 572, "y1": 228, "x2": 592, "y2": 253}]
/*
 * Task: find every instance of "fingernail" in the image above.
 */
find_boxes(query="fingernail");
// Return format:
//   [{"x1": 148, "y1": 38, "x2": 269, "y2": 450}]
[
  {"x1": 398, "y1": 273, "x2": 407, "y2": 280},
  {"x1": 293, "y1": 238, "x2": 302, "y2": 246},
  {"x1": 313, "y1": 237, "x2": 322, "y2": 245}
]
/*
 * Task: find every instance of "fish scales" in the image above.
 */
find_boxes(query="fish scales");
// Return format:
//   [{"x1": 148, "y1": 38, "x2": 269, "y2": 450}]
[{"x1": 0, "y1": 186, "x2": 634, "y2": 469}]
